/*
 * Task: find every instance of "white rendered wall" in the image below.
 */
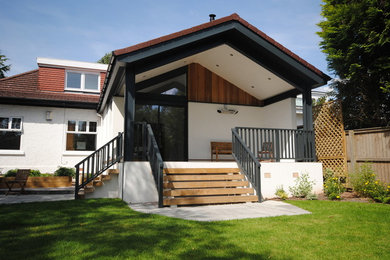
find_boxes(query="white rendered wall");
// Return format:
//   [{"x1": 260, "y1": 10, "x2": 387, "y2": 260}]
[
  {"x1": 0, "y1": 104, "x2": 98, "y2": 174},
  {"x1": 120, "y1": 162, "x2": 159, "y2": 204},
  {"x1": 99, "y1": 97, "x2": 124, "y2": 145},
  {"x1": 188, "y1": 99, "x2": 297, "y2": 160}
]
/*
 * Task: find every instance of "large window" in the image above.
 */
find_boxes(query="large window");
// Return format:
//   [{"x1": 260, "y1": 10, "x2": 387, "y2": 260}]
[
  {"x1": 0, "y1": 117, "x2": 22, "y2": 150},
  {"x1": 66, "y1": 120, "x2": 97, "y2": 151},
  {"x1": 65, "y1": 71, "x2": 100, "y2": 92}
]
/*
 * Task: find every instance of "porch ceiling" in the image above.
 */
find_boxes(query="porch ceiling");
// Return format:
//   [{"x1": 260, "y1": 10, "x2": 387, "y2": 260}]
[{"x1": 119, "y1": 44, "x2": 295, "y2": 100}]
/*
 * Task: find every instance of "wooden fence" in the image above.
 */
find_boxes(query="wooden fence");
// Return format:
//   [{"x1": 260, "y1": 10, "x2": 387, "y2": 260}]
[{"x1": 345, "y1": 127, "x2": 390, "y2": 183}]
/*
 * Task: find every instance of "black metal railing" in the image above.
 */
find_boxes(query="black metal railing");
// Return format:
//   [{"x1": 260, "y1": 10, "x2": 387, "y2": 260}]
[
  {"x1": 75, "y1": 132, "x2": 123, "y2": 199},
  {"x1": 232, "y1": 128, "x2": 262, "y2": 202},
  {"x1": 135, "y1": 122, "x2": 164, "y2": 208},
  {"x1": 235, "y1": 127, "x2": 316, "y2": 162}
]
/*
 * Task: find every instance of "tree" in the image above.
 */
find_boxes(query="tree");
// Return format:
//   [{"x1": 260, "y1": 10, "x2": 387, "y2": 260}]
[
  {"x1": 0, "y1": 51, "x2": 11, "y2": 78},
  {"x1": 97, "y1": 52, "x2": 112, "y2": 64},
  {"x1": 317, "y1": 0, "x2": 390, "y2": 129}
]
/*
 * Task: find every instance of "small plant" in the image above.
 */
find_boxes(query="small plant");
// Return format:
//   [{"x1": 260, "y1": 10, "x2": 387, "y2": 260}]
[
  {"x1": 54, "y1": 167, "x2": 75, "y2": 177},
  {"x1": 306, "y1": 193, "x2": 318, "y2": 200},
  {"x1": 275, "y1": 186, "x2": 288, "y2": 200},
  {"x1": 323, "y1": 169, "x2": 345, "y2": 200},
  {"x1": 289, "y1": 172, "x2": 315, "y2": 198},
  {"x1": 5, "y1": 169, "x2": 18, "y2": 177}
]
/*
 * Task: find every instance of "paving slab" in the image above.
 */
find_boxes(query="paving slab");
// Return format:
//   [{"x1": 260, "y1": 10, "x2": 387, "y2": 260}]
[
  {"x1": 0, "y1": 194, "x2": 74, "y2": 204},
  {"x1": 130, "y1": 200, "x2": 311, "y2": 221}
]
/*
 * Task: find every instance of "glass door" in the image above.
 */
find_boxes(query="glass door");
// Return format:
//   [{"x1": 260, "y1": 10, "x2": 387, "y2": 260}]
[{"x1": 135, "y1": 104, "x2": 187, "y2": 161}]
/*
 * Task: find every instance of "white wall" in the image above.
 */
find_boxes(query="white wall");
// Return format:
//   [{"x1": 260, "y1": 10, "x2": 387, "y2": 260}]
[
  {"x1": 188, "y1": 99, "x2": 297, "y2": 160},
  {"x1": 100, "y1": 97, "x2": 124, "y2": 145},
  {"x1": 0, "y1": 104, "x2": 98, "y2": 174}
]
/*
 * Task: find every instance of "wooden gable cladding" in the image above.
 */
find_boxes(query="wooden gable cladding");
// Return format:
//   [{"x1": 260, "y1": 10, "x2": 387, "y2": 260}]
[{"x1": 188, "y1": 63, "x2": 263, "y2": 106}]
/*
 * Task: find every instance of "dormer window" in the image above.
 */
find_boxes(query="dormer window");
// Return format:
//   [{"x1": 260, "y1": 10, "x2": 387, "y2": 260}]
[{"x1": 65, "y1": 71, "x2": 100, "y2": 92}]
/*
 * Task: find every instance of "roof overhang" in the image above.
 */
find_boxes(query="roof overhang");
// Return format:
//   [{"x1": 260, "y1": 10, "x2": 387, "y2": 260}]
[{"x1": 98, "y1": 14, "x2": 330, "y2": 113}]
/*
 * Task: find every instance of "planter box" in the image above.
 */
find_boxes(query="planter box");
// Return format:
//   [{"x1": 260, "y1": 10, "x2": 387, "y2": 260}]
[{"x1": 0, "y1": 176, "x2": 72, "y2": 188}]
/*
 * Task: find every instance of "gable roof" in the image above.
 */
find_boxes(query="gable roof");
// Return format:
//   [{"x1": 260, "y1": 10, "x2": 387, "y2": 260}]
[
  {"x1": 0, "y1": 69, "x2": 99, "y2": 108},
  {"x1": 113, "y1": 13, "x2": 327, "y2": 79}
]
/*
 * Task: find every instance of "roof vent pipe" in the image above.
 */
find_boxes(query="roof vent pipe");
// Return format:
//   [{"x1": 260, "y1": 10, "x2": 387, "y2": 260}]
[{"x1": 209, "y1": 14, "x2": 216, "y2": 21}]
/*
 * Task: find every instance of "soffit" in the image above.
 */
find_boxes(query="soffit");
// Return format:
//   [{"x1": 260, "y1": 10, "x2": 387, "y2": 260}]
[{"x1": 119, "y1": 44, "x2": 295, "y2": 100}]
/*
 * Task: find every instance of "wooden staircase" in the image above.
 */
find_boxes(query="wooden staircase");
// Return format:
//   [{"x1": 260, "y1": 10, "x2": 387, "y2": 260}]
[
  {"x1": 77, "y1": 169, "x2": 119, "y2": 198},
  {"x1": 163, "y1": 168, "x2": 258, "y2": 206}
]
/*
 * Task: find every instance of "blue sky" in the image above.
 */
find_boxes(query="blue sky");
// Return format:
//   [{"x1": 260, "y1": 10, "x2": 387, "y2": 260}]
[{"x1": 1, "y1": 0, "x2": 331, "y2": 87}]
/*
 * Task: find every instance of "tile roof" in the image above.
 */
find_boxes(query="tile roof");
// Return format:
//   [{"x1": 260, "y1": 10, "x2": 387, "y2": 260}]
[
  {"x1": 113, "y1": 13, "x2": 326, "y2": 78},
  {"x1": 0, "y1": 69, "x2": 99, "y2": 104}
]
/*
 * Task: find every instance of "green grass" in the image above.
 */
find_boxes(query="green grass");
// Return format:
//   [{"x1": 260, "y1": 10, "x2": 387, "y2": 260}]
[{"x1": 0, "y1": 199, "x2": 389, "y2": 259}]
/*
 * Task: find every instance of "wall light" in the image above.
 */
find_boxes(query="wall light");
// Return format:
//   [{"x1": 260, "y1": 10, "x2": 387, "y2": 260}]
[
  {"x1": 46, "y1": 111, "x2": 53, "y2": 121},
  {"x1": 217, "y1": 105, "x2": 238, "y2": 115}
]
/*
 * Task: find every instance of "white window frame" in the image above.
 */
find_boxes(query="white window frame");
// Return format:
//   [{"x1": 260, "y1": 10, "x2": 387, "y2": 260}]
[
  {"x1": 65, "y1": 70, "x2": 100, "y2": 93},
  {"x1": 0, "y1": 116, "x2": 24, "y2": 154},
  {"x1": 0, "y1": 116, "x2": 23, "y2": 132},
  {"x1": 65, "y1": 120, "x2": 97, "y2": 151}
]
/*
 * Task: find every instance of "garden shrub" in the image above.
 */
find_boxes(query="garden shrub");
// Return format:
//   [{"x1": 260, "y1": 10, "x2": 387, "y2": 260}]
[
  {"x1": 306, "y1": 193, "x2": 318, "y2": 200},
  {"x1": 30, "y1": 170, "x2": 41, "y2": 176},
  {"x1": 323, "y1": 169, "x2": 345, "y2": 200},
  {"x1": 54, "y1": 167, "x2": 75, "y2": 177},
  {"x1": 289, "y1": 172, "x2": 315, "y2": 198},
  {"x1": 350, "y1": 163, "x2": 390, "y2": 203},
  {"x1": 5, "y1": 169, "x2": 17, "y2": 177},
  {"x1": 275, "y1": 185, "x2": 288, "y2": 200}
]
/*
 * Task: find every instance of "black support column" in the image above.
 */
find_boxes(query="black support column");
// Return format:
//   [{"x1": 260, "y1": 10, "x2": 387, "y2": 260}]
[
  {"x1": 124, "y1": 64, "x2": 136, "y2": 161},
  {"x1": 302, "y1": 88, "x2": 313, "y2": 131}
]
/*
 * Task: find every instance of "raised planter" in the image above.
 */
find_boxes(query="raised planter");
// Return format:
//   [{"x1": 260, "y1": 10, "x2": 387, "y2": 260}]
[{"x1": 0, "y1": 176, "x2": 72, "y2": 188}]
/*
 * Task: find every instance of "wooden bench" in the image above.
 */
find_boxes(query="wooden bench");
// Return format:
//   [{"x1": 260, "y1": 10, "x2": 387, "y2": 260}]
[{"x1": 211, "y1": 142, "x2": 232, "y2": 161}]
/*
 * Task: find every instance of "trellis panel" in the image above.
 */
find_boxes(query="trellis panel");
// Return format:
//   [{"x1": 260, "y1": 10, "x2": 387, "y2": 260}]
[{"x1": 313, "y1": 101, "x2": 348, "y2": 179}]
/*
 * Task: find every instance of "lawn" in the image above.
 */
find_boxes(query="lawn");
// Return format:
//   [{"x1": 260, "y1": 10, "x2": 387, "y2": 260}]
[{"x1": 0, "y1": 199, "x2": 389, "y2": 259}]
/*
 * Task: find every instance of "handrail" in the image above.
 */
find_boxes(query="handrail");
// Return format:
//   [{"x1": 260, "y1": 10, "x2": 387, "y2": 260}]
[
  {"x1": 135, "y1": 122, "x2": 164, "y2": 208},
  {"x1": 232, "y1": 128, "x2": 262, "y2": 202},
  {"x1": 235, "y1": 127, "x2": 316, "y2": 162},
  {"x1": 75, "y1": 132, "x2": 123, "y2": 199}
]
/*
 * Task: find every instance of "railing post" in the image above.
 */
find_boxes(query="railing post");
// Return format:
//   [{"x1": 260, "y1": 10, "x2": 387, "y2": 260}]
[
  {"x1": 275, "y1": 130, "x2": 280, "y2": 162},
  {"x1": 75, "y1": 165, "x2": 80, "y2": 199}
]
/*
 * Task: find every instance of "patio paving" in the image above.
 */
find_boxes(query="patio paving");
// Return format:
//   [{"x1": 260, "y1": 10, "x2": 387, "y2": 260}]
[
  {"x1": 130, "y1": 200, "x2": 311, "y2": 221},
  {"x1": 0, "y1": 187, "x2": 74, "y2": 204}
]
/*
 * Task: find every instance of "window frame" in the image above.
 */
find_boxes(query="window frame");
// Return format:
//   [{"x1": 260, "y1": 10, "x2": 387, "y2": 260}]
[
  {"x1": 0, "y1": 116, "x2": 23, "y2": 151},
  {"x1": 65, "y1": 70, "x2": 100, "y2": 93},
  {"x1": 65, "y1": 120, "x2": 97, "y2": 151}
]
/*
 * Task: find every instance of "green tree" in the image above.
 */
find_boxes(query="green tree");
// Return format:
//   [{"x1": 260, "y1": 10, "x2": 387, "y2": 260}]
[
  {"x1": 317, "y1": 0, "x2": 390, "y2": 129},
  {"x1": 97, "y1": 52, "x2": 112, "y2": 64},
  {"x1": 0, "y1": 51, "x2": 11, "y2": 78}
]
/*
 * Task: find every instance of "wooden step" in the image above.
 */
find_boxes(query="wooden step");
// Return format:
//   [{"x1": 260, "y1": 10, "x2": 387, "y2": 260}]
[
  {"x1": 163, "y1": 180, "x2": 249, "y2": 189},
  {"x1": 101, "y1": 174, "x2": 111, "y2": 181},
  {"x1": 93, "y1": 180, "x2": 103, "y2": 187},
  {"x1": 163, "y1": 168, "x2": 240, "y2": 174},
  {"x1": 164, "y1": 174, "x2": 245, "y2": 181},
  {"x1": 108, "y1": 169, "x2": 119, "y2": 174},
  {"x1": 164, "y1": 188, "x2": 254, "y2": 196},
  {"x1": 164, "y1": 195, "x2": 258, "y2": 206}
]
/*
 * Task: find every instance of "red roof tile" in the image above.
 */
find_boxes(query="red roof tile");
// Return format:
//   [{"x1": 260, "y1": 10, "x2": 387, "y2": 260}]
[
  {"x1": 114, "y1": 13, "x2": 326, "y2": 78},
  {"x1": 0, "y1": 70, "x2": 99, "y2": 104}
]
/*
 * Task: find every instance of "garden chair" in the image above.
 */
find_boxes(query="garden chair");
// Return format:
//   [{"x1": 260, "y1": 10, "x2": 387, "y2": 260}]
[
  {"x1": 5, "y1": 169, "x2": 30, "y2": 195},
  {"x1": 258, "y1": 142, "x2": 274, "y2": 161}
]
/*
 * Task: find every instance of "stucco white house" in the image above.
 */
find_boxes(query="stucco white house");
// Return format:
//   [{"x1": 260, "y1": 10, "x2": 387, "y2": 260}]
[{"x1": 0, "y1": 14, "x2": 330, "y2": 206}]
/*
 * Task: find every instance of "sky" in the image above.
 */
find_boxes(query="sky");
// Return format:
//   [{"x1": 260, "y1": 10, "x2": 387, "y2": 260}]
[{"x1": 0, "y1": 0, "x2": 331, "y2": 90}]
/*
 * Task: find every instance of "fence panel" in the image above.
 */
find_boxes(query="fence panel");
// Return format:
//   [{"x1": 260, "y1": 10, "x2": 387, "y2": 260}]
[{"x1": 345, "y1": 127, "x2": 390, "y2": 183}]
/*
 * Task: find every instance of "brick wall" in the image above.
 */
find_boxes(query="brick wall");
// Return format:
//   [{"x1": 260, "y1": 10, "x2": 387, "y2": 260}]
[{"x1": 38, "y1": 67, "x2": 65, "y2": 92}]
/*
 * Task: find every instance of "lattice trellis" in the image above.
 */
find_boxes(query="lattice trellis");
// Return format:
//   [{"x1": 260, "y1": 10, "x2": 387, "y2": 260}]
[{"x1": 313, "y1": 101, "x2": 348, "y2": 178}]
